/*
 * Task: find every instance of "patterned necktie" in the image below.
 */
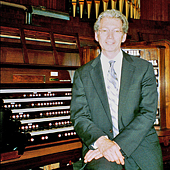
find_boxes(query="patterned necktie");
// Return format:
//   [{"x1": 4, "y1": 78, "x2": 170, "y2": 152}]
[{"x1": 107, "y1": 60, "x2": 119, "y2": 137}]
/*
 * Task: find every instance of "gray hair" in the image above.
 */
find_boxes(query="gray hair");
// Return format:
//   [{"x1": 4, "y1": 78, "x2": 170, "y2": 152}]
[{"x1": 94, "y1": 9, "x2": 129, "y2": 33}]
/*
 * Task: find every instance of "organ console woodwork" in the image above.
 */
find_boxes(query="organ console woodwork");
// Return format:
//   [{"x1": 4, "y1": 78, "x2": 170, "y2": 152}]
[
  {"x1": 0, "y1": 64, "x2": 83, "y2": 169},
  {"x1": 0, "y1": 24, "x2": 82, "y2": 170}
]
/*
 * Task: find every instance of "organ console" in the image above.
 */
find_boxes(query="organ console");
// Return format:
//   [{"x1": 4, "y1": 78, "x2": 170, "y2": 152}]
[
  {"x1": 1, "y1": 87, "x2": 76, "y2": 145},
  {"x1": 0, "y1": 65, "x2": 82, "y2": 169}
]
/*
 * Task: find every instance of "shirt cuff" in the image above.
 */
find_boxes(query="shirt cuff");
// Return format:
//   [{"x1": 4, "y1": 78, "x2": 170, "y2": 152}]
[{"x1": 91, "y1": 136, "x2": 108, "y2": 149}]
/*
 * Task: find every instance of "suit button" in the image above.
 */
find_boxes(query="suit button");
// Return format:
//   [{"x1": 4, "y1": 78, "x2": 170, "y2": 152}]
[{"x1": 109, "y1": 129, "x2": 113, "y2": 133}]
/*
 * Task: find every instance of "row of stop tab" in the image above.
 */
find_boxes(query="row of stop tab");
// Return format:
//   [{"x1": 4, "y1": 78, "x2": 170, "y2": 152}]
[
  {"x1": 4, "y1": 101, "x2": 66, "y2": 108},
  {"x1": 11, "y1": 110, "x2": 70, "y2": 119}
]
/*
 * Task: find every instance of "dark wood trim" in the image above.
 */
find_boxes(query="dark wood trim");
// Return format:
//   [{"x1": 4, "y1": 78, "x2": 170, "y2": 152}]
[
  {"x1": 0, "y1": 62, "x2": 79, "y2": 70},
  {"x1": 19, "y1": 28, "x2": 29, "y2": 64},
  {"x1": 1, "y1": 40, "x2": 79, "y2": 53},
  {"x1": 159, "y1": 47, "x2": 166, "y2": 129},
  {"x1": 75, "y1": 33, "x2": 83, "y2": 65},
  {"x1": 50, "y1": 31, "x2": 59, "y2": 65},
  {"x1": 1, "y1": 23, "x2": 77, "y2": 38}
]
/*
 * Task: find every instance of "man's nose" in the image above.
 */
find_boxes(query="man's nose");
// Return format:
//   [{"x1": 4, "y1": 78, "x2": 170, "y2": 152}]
[{"x1": 107, "y1": 30, "x2": 114, "y2": 38}]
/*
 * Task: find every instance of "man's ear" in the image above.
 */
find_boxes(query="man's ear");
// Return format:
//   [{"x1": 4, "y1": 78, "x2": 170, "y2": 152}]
[
  {"x1": 95, "y1": 32, "x2": 99, "y2": 42},
  {"x1": 122, "y1": 33, "x2": 127, "y2": 43}
]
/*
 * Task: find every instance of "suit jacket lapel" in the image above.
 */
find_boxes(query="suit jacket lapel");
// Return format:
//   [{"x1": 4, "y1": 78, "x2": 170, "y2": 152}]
[
  {"x1": 90, "y1": 55, "x2": 112, "y2": 124},
  {"x1": 118, "y1": 52, "x2": 136, "y2": 130},
  {"x1": 89, "y1": 52, "x2": 136, "y2": 129}
]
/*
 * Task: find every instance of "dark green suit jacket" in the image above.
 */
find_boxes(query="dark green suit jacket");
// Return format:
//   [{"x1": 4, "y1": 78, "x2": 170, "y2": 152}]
[{"x1": 70, "y1": 51, "x2": 163, "y2": 169}]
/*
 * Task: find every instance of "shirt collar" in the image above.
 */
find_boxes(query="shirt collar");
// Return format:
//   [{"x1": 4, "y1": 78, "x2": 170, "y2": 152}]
[{"x1": 101, "y1": 50, "x2": 123, "y2": 66}]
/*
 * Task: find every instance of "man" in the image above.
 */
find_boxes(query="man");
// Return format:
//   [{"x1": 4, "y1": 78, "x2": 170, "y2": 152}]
[{"x1": 70, "y1": 9, "x2": 163, "y2": 170}]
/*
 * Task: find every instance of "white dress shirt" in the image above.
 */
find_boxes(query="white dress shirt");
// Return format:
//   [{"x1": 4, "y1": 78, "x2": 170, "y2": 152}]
[{"x1": 100, "y1": 50, "x2": 123, "y2": 137}]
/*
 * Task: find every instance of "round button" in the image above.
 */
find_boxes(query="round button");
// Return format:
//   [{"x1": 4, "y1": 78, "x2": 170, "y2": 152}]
[{"x1": 109, "y1": 129, "x2": 113, "y2": 133}]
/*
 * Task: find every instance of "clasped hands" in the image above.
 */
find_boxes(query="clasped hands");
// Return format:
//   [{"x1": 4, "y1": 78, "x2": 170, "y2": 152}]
[{"x1": 84, "y1": 136, "x2": 125, "y2": 165}]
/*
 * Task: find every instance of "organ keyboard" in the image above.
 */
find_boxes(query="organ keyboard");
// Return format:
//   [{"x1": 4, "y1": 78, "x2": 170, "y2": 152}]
[
  {"x1": 0, "y1": 87, "x2": 78, "y2": 147},
  {"x1": 0, "y1": 67, "x2": 82, "y2": 164}
]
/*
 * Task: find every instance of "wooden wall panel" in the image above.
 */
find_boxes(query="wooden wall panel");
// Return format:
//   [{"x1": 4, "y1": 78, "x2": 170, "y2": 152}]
[
  {"x1": 1, "y1": 1, "x2": 170, "y2": 45},
  {"x1": 141, "y1": 0, "x2": 169, "y2": 21},
  {"x1": 2, "y1": 0, "x2": 66, "y2": 11},
  {"x1": 1, "y1": 47, "x2": 80, "y2": 66},
  {"x1": 0, "y1": 47, "x2": 24, "y2": 63},
  {"x1": 27, "y1": 50, "x2": 54, "y2": 65},
  {"x1": 169, "y1": 3, "x2": 170, "y2": 21}
]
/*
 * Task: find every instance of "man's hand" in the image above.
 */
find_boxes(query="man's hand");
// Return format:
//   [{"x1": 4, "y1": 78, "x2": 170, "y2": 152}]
[
  {"x1": 92, "y1": 136, "x2": 124, "y2": 165},
  {"x1": 84, "y1": 149, "x2": 103, "y2": 163}
]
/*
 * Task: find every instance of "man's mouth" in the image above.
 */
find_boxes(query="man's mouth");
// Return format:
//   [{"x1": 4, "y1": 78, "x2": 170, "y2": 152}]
[{"x1": 106, "y1": 41, "x2": 114, "y2": 45}]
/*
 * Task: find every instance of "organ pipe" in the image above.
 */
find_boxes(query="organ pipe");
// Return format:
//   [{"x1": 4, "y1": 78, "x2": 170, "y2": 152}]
[{"x1": 71, "y1": 0, "x2": 140, "y2": 20}]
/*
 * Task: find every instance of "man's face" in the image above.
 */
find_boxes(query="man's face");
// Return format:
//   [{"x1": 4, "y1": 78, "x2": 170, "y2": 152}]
[{"x1": 95, "y1": 17, "x2": 127, "y2": 58}]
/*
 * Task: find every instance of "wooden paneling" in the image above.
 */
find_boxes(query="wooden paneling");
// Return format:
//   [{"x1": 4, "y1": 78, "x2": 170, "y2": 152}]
[
  {"x1": 0, "y1": 25, "x2": 81, "y2": 66},
  {"x1": 2, "y1": 0, "x2": 66, "y2": 11},
  {"x1": 82, "y1": 46, "x2": 100, "y2": 65},
  {"x1": 1, "y1": 1, "x2": 170, "y2": 43},
  {"x1": 1, "y1": 47, "x2": 24, "y2": 63},
  {"x1": 0, "y1": 67, "x2": 71, "y2": 84},
  {"x1": 128, "y1": 19, "x2": 170, "y2": 42},
  {"x1": 141, "y1": 0, "x2": 170, "y2": 21},
  {"x1": 0, "y1": 46, "x2": 80, "y2": 66},
  {"x1": 169, "y1": 3, "x2": 170, "y2": 21}
]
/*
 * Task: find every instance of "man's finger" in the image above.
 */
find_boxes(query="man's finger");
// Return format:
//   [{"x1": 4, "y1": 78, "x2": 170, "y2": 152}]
[
  {"x1": 84, "y1": 150, "x2": 102, "y2": 163},
  {"x1": 115, "y1": 150, "x2": 124, "y2": 165},
  {"x1": 102, "y1": 146, "x2": 124, "y2": 165},
  {"x1": 84, "y1": 150, "x2": 94, "y2": 162}
]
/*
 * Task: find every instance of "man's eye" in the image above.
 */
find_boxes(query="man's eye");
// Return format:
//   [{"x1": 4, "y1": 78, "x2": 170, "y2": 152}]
[
  {"x1": 103, "y1": 29, "x2": 107, "y2": 32},
  {"x1": 115, "y1": 30, "x2": 120, "y2": 32}
]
